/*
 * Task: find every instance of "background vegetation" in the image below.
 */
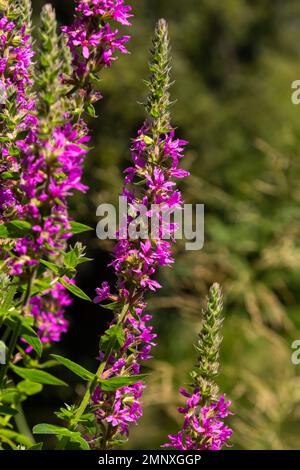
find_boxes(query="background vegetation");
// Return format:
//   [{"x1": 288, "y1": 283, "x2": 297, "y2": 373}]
[{"x1": 30, "y1": 0, "x2": 300, "y2": 449}]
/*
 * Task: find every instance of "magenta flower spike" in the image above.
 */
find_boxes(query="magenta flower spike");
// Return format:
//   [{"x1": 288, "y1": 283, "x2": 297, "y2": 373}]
[
  {"x1": 62, "y1": 0, "x2": 132, "y2": 78},
  {"x1": 0, "y1": 1, "x2": 132, "y2": 347},
  {"x1": 87, "y1": 19, "x2": 190, "y2": 449}
]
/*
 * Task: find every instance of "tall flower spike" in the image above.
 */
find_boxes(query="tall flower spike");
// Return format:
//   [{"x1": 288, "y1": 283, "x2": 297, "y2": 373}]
[
  {"x1": 0, "y1": 0, "x2": 35, "y2": 220},
  {"x1": 146, "y1": 18, "x2": 172, "y2": 134},
  {"x1": 62, "y1": 0, "x2": 132, "y2": 98},
  {"x1": 37, "y1": 3, "x2": 65, "y2": 124},
  {"x1": 1, "y1": 1, "x2": 132, "y2": 349},
  {"x1": 163, "y1": 284, "x2": 233, "y2": 450},
  {"x1": 192, "y1": 282, "x2": 224, "y2": 402},
  {"x1": 17, "y1": 4, "x2": 90, "y2": 345},
  {"x1": 86, "y1": 19, "x2": 189, "y2": 449},
  {"x1": 18, "y1": 0, "x2": 33, "y2": 34}
]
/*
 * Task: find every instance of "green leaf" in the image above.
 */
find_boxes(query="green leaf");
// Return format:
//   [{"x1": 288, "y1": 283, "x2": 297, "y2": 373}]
[
  {"x1": 22, "y1": 326, "x2": 43, "y2": 357},
  {"x1": 0, "y1": 406, "x2": 18, "y2": 416},
  {"x1": 100, "y1": 324, "x2": 125, "y2": 350},
  {"x1": 63, "y1": 250, "x2": 78, "y2": 269},
  {"x1": 86, "y1": 103, "x2": 97, "y2": 118},
  {"x1": 9, "y1": 220, "x2": 32, "y2": 232},
  {"x1": 11, "y1": 365, "x2": 67, "y2": 386},
  {"x1": 64, "y1": 249, "x2": 92, "y2": 270},
  {"x1": 0, "y1": 429, "x2": 33, "y2": 448},
  {"x1": 40, "y1": 259, "x2": 60, "y2": 274},
  {"x1": 0, "y1": 224, "x2": 8, "y2": 238},
  {"x1": 0, "y1": 171, "x2": 19, "y2": 181},
  {"x1": 17, "y1": 380, "x2": 43, "y2": 396},
  {"x1": 1, "y1": 285, "x2": 17, "y2": 311},
  {"x1": 101, "y1": 301, "x2": 119, "y2": 311},
  {"x1": 76, "y1": 257, "x2": 93, "y2": 265},
  {"x1": 3, "y1": 314, "x2": 42, "y2": 357},
  {"x1": 98, "y1": 374, "x2": 146, "y2": 392},
  {"x1": 70, "y1": 221, "x2": 93, "y2": 234},
  {"x1": 143, "y1": 135, "x2": 153, "y2": 145},
  {"x1": 3, "y1": 314, "x2": 25, "y2": 332},
  {"x1": 30, "y1": 277, "x2": 53, "y2": 296},
  {"x1": 28, "y1": 442, "x2": 43, "y2": 450},
  {"x1": 0, "y1": 387, "x2": 19, "y2": 404},
  {"x1": 33, "y1": 359, "x2": 59, "y2": 369},
  {"x1": 50, "y1": 355, "x2": 94, "y2": 382},
  {"x1": 32, "y1": 423, "x2": 71, "y2": 436},
  {"x1": 33, "y1": 424, "x2": 89, "y2": 450},
  {"x1": 0, "y1": 220, "x2": 32, "y2": 238},
  {"x1": 59, "y1": 278, "x2": 91, "y2": 302}
]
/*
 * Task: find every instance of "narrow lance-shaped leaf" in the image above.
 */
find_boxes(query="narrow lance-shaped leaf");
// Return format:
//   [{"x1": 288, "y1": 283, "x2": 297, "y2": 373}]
[
  {"x1": 11, "y1": 364, "x2": 67, "y2": 386},
  {"x1": 59, "y1": 278, "x2": 92, "y2": 302},
  {"x1": 51, "y1": 354, "x2": 95, "y2": 382},
  {"x1": 70, "y1": 221, "x2": 93, "y2": 234},
  {"x1": 33, "y1": 424, "x2": 89, "y2": 450}
]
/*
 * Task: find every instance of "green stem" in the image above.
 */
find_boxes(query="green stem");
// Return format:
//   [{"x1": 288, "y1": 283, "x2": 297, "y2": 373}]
[
  {"x1": 0, "y1": 271, "x2": 36, "y2": 388},
  {"x1": 1, "y1": 326, "x2": 11, "y2": 344},
  {"x1": 74, "y1": 303, "x2": 129, "y2": 427},
  {"x1": 0, "y1": 285, "x2": 17, "y2": 329},
  {"x1": 56, "y1": 365, "x2": 100, "y2": 450},
  {"x1": 0, "y1": 318, "x2": 21, "y2": 388},
  {"x1": 23, "y1": 269, "x2": 37, "y2": 308},
  {"x1": 14, "y1": 402, "x2": 35, "y2": 444}
]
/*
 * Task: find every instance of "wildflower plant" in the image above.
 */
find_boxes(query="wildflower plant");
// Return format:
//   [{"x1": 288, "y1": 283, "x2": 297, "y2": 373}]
[
  {"x1": 88, "y1": 18, "x2": 189, "y2": 448},
  {"x1": 31, "y1": 17, "x2": 190, "y2": 451},
  {"x1": 0, "y1": 0, "x2": 133, "y2": 450},
  {"x1": 0, "y1": 0, "x2": 233, "y2": 452},
  {"x1": 164, "y1": 284, "x2": 233, "y2": 450}
]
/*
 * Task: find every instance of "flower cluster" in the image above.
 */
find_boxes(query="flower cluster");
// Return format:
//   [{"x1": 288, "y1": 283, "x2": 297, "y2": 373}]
[
  {"x1": 0, "y1": 1, "x2": 132, "y2": 348},
  {"x1": 0, "y1": 10, "x2": 35, "y2": 220},
  {"x1": 62, "y1": 0, "x2": 132, "y2": 77},
  {"x1": 6, "y1": 122, "x2": 90, "y2": 276},
  {"x1": 106, "y1": 124, "x2": 188, "y2": 293},
  {"x1": 92, "y1": 307, "x2": 156, "y2": 439},
  {"x1": 163, "y1": 389, "x2": 232, "y2": 450},
  {"x1": 3, "y1": 115, "x2": 89, "y2": 343},
  {"x1": 90, "y1": 19, "x2": 189, "y2": 447},
  {"x1": 27, "y1": 283, "x2": 71, "y2": 345}
]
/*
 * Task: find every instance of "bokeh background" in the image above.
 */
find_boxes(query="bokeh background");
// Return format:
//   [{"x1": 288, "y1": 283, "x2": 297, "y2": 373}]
[{"x1": 30, "y1": 0, "x2": 300, "y2": 449}]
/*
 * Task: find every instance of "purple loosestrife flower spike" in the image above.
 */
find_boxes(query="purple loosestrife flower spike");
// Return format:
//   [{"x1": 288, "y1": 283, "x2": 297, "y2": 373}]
[
  {"x1": 0, "y1": 3, "x2": 78, "y2": 345},
  {"x1": 0, "y1": 0, "x2": 35, "y2": 220},
  {"x1": 87, "y1": 19, "x2": 189, "y2": 449},
  {"x1": 0, "y1": 1, "x2": 132, "y2": 350},
  {"x1": 163, "y1": 284, "x2": 233, "y2": 450},
  {"x1": 62, "y1": 0, "x2": 132, "y2": 114},
  {"x1": 26, "y1": 1, "x2": 132, "y2": 346},
  {"x1": 5, "y1": 4, "x2": 76, "y2": 345},
  {"x1": 63, "y1": 0, "x2": 132, "y2": 75},
  {"x1": 36, "y1": 4, "x2": 67, "y2": 125},
  {"x1": 21, "y1": 5, "x2": 97, "y2": 346}
]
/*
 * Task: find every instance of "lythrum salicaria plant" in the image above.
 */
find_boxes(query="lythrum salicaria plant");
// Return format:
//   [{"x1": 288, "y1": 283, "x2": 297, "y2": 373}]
[
  {"x1": 0, "y1": 0, "x2": 233, "y2": 452},
  {"x1": 33, "y1": 17, "x2": 190, "y2": 451},
  {"x1": 0, "y1": 0, "x2": 132, "y2": 346},
  {"x1": 163, "y1": 284, "x2": 233, "y2": 450},
  {"x1": 89, "y1": 18, "x2": 190, "y2": 448},
  {"x1": 0, "y1": 0, "x2": 132, "y2": 450}
]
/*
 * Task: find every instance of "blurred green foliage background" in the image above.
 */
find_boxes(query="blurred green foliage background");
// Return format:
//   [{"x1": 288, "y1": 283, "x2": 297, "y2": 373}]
[{"x1": 31, "y1": 0, "x2": 300, "y2": 449}]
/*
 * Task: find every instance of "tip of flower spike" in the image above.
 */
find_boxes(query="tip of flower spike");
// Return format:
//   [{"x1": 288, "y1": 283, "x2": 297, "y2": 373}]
[
  {"x1": 43, "y1": 3, "x2": 55, "y2": 13},
  {"x1": 210, "y1": 282, "x2": 221, "y2": 292},
  {"x1": 157, "y1": 18, "x2": 168, "y2": 30}
]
